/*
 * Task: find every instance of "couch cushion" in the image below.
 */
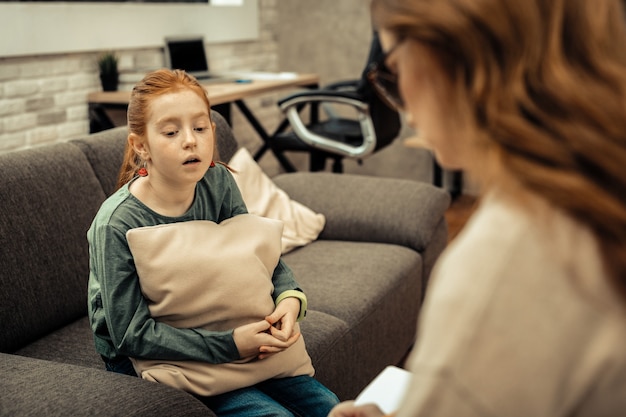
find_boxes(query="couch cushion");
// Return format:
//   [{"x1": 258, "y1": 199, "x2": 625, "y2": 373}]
[
  {"x1": 274, "y1": 172, "x2": 450, "y2": 253},
  {"x1": 283, "y1": 240, "x2": 423, "y2": 399},
  {"x1": 296, "y1": 310, "x2": 354, "y2": 399},
  {"x1": 228, "y1": 147, "x2": 326, "y2": 254},
  {"x1": 15, "y1": 317, "x2": 102, "y2": 369},
  {"x1": 0, "y1": 353, "x2": 212, "y2": 416},
  {"x1": 70, "y1": 126, "x2": 127, "y2": 197},
  {"x1": 0, "y1": 144, "x2": 107, "y2": 353},
  {"x1": 283, "y1": 240, "x2": 422, "y2": 324}
]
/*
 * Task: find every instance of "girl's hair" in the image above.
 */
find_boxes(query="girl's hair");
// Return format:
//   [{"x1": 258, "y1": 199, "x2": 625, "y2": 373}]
[
  {"x1": 116, "y1": 69, "x2": 213, "y2": 189},
  {"x1": 371, "y1": 0, "x2": 626, "y2": 299}
]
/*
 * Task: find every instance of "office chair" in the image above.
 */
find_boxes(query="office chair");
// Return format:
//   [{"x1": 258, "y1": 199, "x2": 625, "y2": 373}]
[{"x1": 269, "y1": 32, "x2": 402, "y2": 173}]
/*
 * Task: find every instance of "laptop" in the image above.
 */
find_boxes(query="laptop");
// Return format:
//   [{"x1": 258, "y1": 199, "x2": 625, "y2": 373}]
[{"x1": 164, "y1": 36, "x2": 233, "y2": 82}]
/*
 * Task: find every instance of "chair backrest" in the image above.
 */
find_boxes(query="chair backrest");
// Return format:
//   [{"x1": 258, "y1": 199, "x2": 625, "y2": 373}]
[{"x1": 356, "y1": 31, "x2": 402, "y2": 151}]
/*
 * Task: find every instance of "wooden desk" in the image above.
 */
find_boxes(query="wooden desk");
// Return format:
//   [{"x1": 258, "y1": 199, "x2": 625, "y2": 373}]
[
  {"x1": 87, "y1": 73, "x2": 320, "y2": 108},
  {"x1": 88, "y1": 73, "x2": 320, "y2": 170}
]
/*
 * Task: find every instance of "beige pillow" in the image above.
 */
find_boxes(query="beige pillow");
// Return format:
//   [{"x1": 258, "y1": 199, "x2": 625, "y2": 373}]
[
  {"x1": 228, "y1": 147, "x2": 325, "y2": 254},
  {"x1": 126, "y1": 214, "x2": 314, "y2": 396}
]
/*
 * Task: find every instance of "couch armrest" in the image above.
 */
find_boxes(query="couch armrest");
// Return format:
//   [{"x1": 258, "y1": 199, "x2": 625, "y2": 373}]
[
  {"x1": 273, "y1": 172, "x2": 451, "y2": 253},
  {"x1": 0, "y1": 353, "x2": 212, "y2": 416}
]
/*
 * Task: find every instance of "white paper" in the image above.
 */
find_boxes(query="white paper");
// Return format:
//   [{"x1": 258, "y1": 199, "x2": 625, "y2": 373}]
[{"x1": 355, "y1": 366, "x2": 412, "y2": 415}]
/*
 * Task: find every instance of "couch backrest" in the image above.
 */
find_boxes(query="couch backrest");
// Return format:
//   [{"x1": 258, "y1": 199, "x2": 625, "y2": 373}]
[
  {"x1": 71, "y1": 127, "x2": 127, "y2": 197},
  {"x1": 0, "y1": 143, "x2": 107, "y2": 353},
  {"x1": 212, "y1": 111, "x2": 239, "y2": 163},
  {"x1": 0, "y1": 110, "x2": 240, "y2": 353}
]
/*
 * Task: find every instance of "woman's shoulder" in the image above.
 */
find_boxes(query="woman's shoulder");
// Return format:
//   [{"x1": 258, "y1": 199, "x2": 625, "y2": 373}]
[
  {"x1": 430, "y1": 189, "x2": 610, "y2": 310},
  {"x1": 442, "y1": 190, "x2": 596, "y2": 268},
  {"x1": 437, "y1": 191, "x2": 535, "y2": 274}
]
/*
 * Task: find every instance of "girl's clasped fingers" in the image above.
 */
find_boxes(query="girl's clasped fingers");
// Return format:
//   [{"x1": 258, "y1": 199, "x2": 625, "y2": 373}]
[
  {"x1": 268, "y1": 319, "x2": 294, "y2": 341},
  {"x1": 258, "y1": 331, "x2": 301, "y2": 359},
  {"x1": 233, "y1": 320, "x2": 273, "y2": 358}
]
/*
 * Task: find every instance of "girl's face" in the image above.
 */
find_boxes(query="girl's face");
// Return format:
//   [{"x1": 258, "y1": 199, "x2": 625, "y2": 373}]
[
  {"x1": 139, "y1": 89, "x2": 215, "y2": 187},
  {"x1": 378, "y1": 29, "x2": 472, "y2": 170}
]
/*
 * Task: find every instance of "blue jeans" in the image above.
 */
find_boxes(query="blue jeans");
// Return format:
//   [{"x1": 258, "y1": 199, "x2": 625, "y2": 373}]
[
  {"x1": 196, "y1": 375, "x2": 339, "y2": 417},
  {"x1": 103, "y1": 356, "x2": 338, "y2": 416}
]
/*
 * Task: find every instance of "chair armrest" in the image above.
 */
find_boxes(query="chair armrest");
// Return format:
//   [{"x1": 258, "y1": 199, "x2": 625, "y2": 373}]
[
  {"x1": 277, "y1": 91, "x2": 376, "y2": 158},
  {"x1": 277, "y1": 89, "x2": 361, "y2": 107},
  {"x1": 272, "y1": 172, "x2": 451, "y2": 253},
  {"x1": 0, "y1": 353, "x2": 212, "y2": 416}
]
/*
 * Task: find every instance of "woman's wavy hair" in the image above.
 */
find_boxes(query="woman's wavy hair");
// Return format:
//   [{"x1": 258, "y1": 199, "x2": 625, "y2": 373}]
[
  {"x1": 371, "y1": 0, "x2": 626, "y2": 299},
  {"x1": 116, "y1": 69, "x2": 214, "y2": 189}
]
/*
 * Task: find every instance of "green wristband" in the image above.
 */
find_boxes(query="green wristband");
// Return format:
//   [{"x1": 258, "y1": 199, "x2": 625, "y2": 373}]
[{"x1": 275, "y1": 290, "x2": 307, "y2": 321}]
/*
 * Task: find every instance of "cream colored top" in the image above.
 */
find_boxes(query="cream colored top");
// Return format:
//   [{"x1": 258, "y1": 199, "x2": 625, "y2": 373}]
[{"x1": 398, "y1": 191, "x2": 626, "y2": 417}]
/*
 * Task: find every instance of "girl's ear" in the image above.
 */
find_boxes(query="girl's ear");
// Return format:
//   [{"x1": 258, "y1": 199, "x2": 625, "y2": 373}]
[{"x1": 129, "y1": 133, "x2": 149, "y2": 160}]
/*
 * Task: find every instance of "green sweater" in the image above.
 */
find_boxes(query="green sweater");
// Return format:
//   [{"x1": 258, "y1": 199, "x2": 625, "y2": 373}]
[{"x1": 87, "y1": 164, "x2": 300, "y2": 363}]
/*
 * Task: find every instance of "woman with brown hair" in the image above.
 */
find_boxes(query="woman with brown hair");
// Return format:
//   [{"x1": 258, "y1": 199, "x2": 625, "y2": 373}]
[{"x1": 331, "y1": 0, "x2": 626, "y2": 415}]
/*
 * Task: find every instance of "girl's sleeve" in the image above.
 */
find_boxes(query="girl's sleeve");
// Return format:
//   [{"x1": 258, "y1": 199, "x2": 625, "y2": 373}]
[
  {"x1": 90, "y1": 222, "x2": 242, "y2": 364},
  {"x1": 271, "y1": 259, "x2": 301, "y2": 298},
  {"x1": 272, "y1": 260, "x2": 308, "y2": 321}
]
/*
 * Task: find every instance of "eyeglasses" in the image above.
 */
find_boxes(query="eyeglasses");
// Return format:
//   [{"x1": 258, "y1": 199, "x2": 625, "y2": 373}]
[{"x1": 366, "y1": 41, "x2": 404, "y2": 111}]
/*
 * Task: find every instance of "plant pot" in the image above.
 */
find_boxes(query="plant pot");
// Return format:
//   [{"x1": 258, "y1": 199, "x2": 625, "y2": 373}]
[{"x1": 100, "y1": 73, "x2": 119, "y2": 92}]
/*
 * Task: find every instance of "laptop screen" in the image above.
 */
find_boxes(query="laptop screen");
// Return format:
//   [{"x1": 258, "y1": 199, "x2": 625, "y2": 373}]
[{"x1": 165, "y1": 37, "x2": 209, "y2": 73}]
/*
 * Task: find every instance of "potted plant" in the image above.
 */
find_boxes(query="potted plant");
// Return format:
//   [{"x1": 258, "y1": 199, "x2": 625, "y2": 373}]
[{"x1": 98, "y1": 52, "x2": 119, "y2": 92}]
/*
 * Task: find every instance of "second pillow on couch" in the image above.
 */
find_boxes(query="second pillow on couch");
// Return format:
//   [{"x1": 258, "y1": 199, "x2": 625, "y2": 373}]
[{"x1": 228, "y1": 147, "x2": 326, "y2": 253}]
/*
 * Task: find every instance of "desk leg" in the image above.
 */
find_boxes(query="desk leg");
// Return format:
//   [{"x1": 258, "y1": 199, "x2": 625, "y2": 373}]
[
  {"x1": 234, "y1": 99, "x2": 297, "y2": 172},
  {"x1": 450, "y1": 170, "x2": 463, "y2": 200},
  {"x1": 231, "y1": 83, "x2": 319, "y2": 172},
  {"x1": 433, "y1": 158, "x2": 443, "y2": 187},
  {"x1": 89, "y1": 103, "x2": 118, "y2": 133},
  {"x1": 433, "y1": 157, "x2": 463, "y2": 199}
]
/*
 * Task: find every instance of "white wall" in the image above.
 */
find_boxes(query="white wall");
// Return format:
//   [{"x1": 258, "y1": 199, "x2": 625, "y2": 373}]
[{"x1": 0, "y1": 0, "x2": 258, "y2": 58}]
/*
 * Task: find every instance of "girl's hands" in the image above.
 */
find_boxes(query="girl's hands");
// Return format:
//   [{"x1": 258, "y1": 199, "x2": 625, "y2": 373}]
[
  {"x1": 265, "y1": 296, "x2": 300, "y2": 341},
  {"x1": 232, "y1": 320, "x2": 279, "y2": 359},
  {"x1": 233, "y1": 297, "x2": 302, "y2": 360},
  {"x1": 258, "y1": 296, "x2": 301, "y2": 359},
  {"x1": 328, "y1": 401, "x2": 386, "y2": 417}
]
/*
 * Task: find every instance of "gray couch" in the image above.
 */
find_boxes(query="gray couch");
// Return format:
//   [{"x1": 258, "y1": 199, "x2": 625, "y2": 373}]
[{"x1": 0, "y1": 111, "x2": 450, "y2": 416}]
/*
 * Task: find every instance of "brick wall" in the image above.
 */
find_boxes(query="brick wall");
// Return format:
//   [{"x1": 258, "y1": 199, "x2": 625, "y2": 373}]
[
  {"x1": 0, "y1": 0, "x2": 378, "y2": 181},
  {"x1": 0, "y1": 0, "x2": 283, "y2": 154}
]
